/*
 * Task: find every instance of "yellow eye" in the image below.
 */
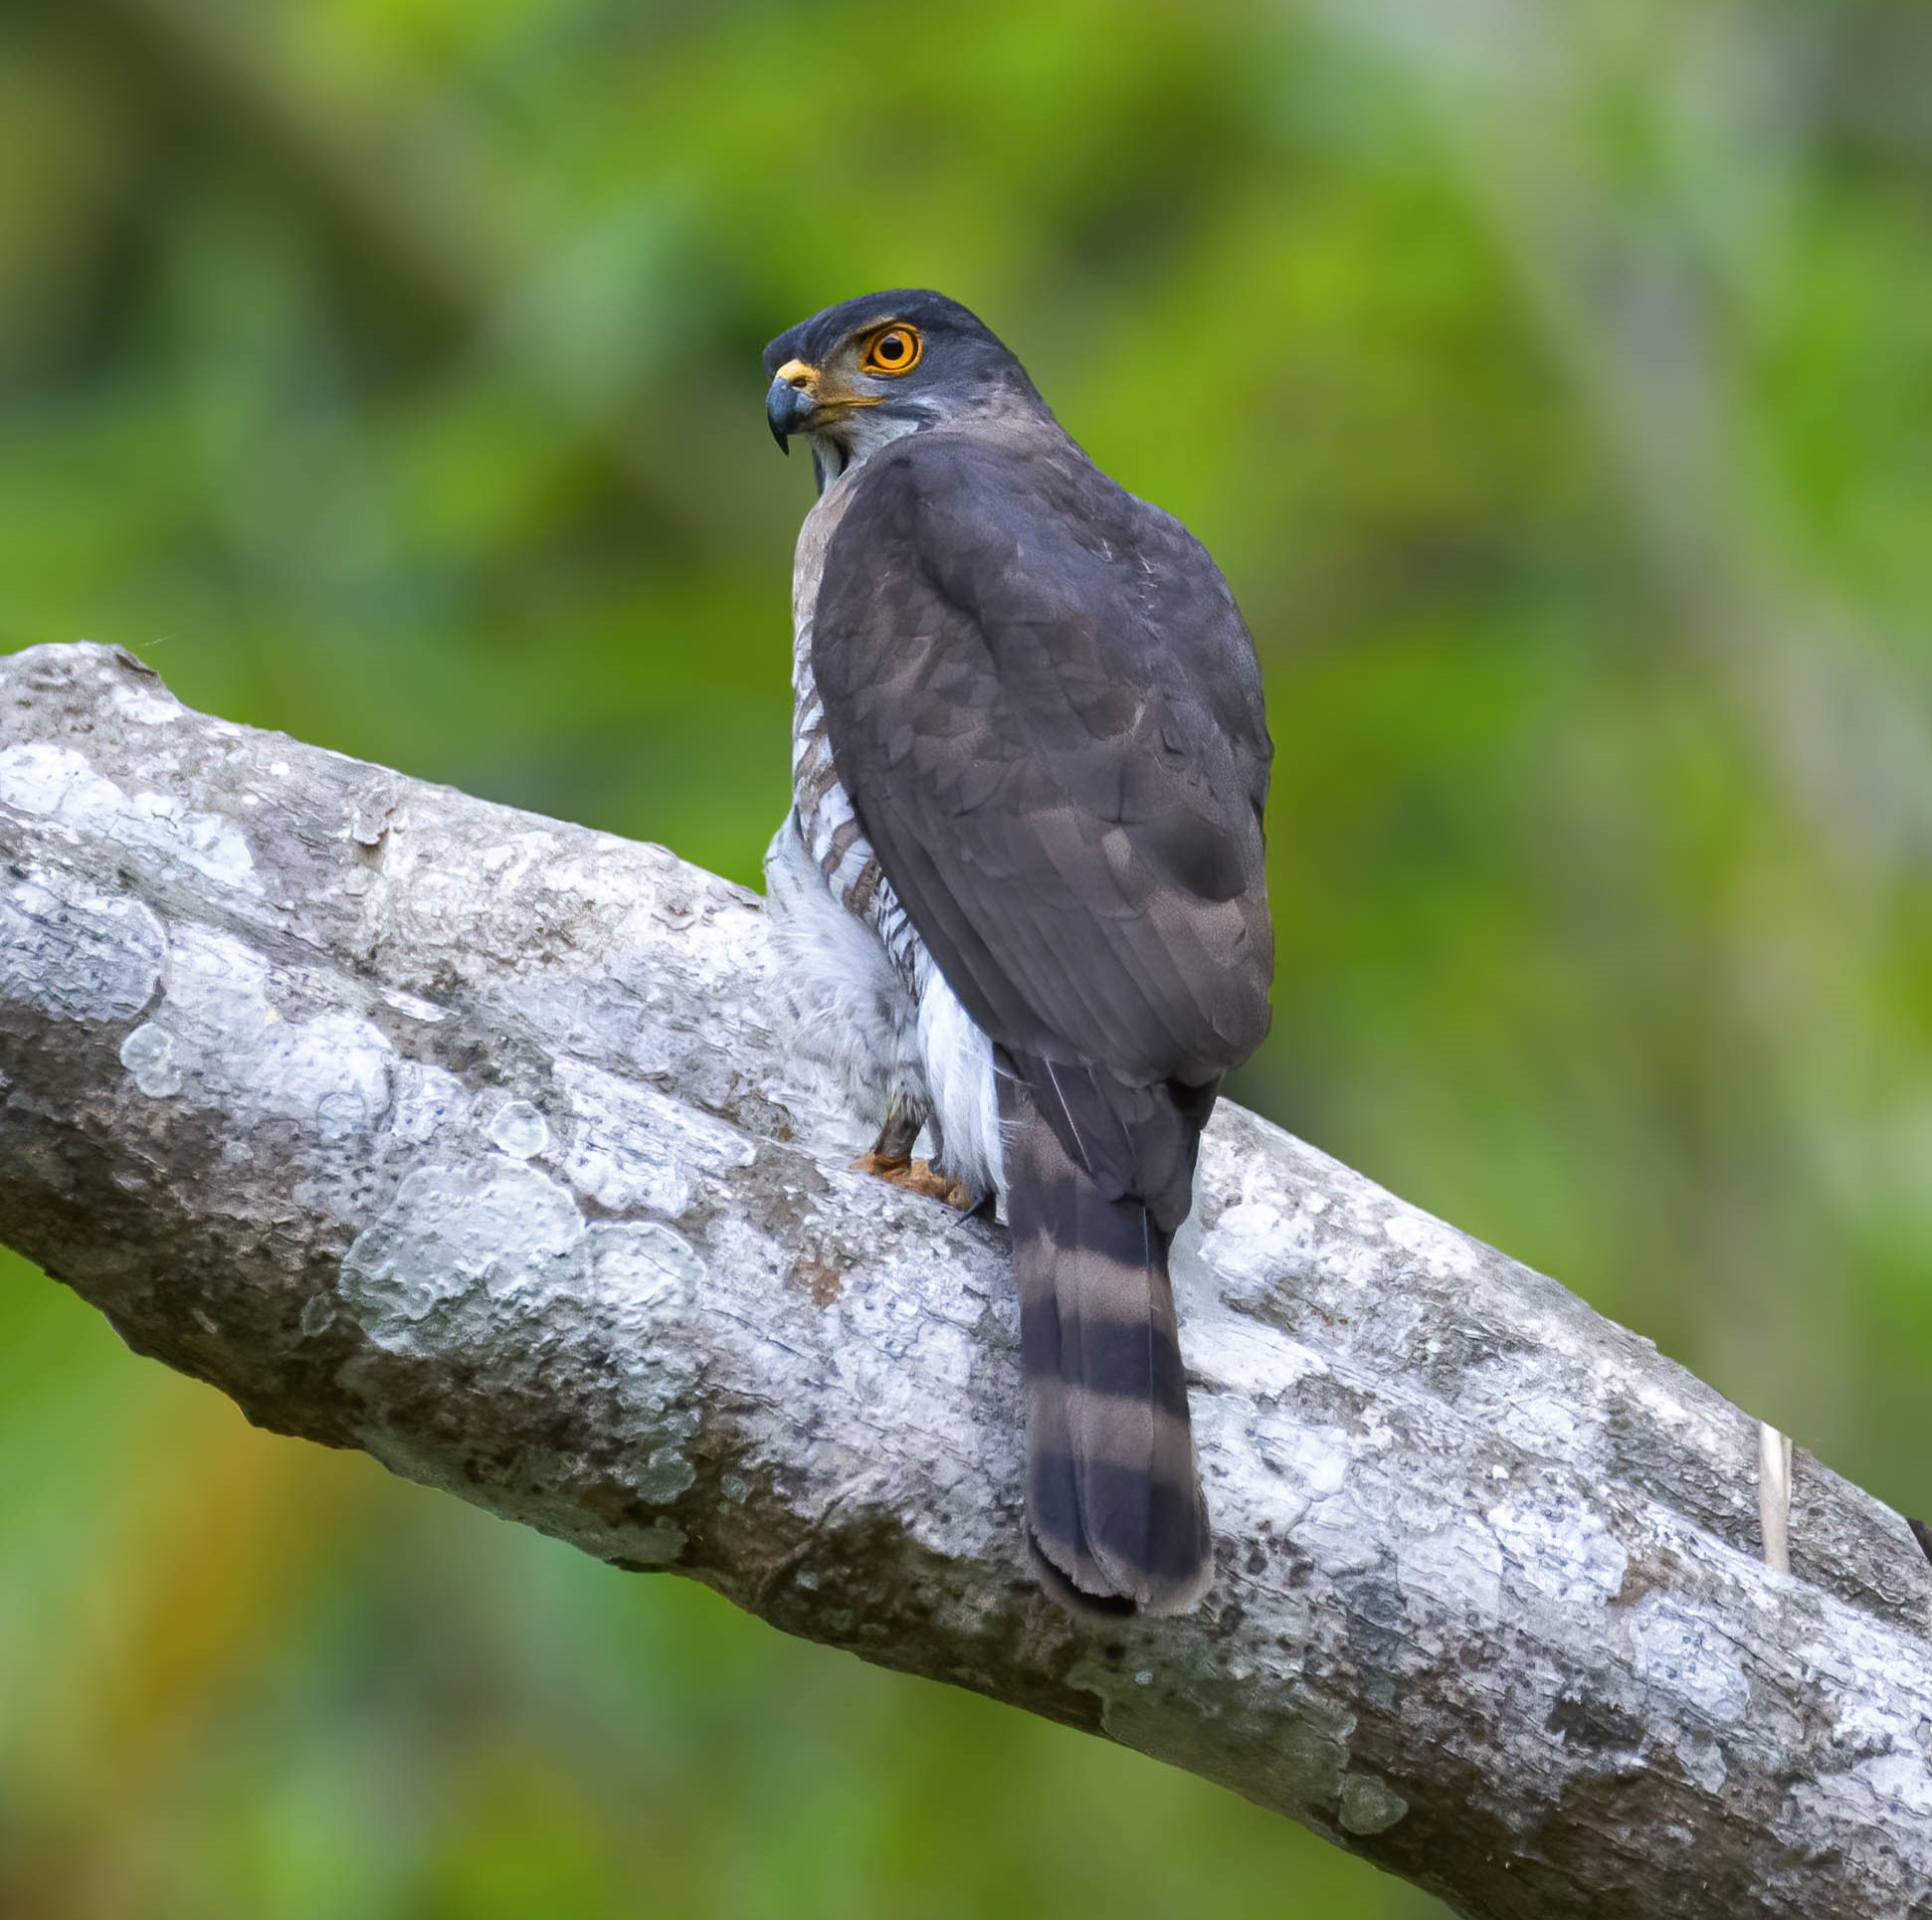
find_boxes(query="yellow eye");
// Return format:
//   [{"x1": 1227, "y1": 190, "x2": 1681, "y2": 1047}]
[{"x1": 861, "y1": 324, "x2": 922, "y2": 377}]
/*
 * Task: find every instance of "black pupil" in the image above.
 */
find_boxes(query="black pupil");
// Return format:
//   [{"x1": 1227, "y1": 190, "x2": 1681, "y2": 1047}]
[{"x1": 878, "y1": 334, "x2": 904, "y2": 361}]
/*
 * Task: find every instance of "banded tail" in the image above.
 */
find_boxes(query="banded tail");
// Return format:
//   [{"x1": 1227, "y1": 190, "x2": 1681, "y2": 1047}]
[{"x1": 1003, "y1": 1084, "x2": 1213, "y2": 1615}]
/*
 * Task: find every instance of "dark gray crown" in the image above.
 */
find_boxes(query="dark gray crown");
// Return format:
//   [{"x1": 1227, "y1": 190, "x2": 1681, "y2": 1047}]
[{"x1": 762, "y1": 289, "x2": 1040, "y2": 411}]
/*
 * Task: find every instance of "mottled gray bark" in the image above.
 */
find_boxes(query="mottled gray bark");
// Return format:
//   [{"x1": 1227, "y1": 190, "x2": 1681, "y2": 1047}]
[{"x1": 0, "y1": 642, "x2": 1927, "y2": 1920}]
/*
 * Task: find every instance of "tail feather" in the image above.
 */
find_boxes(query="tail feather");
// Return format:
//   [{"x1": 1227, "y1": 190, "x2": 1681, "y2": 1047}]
[{"x1": 1005, "y1": 1094, "x2": 1211, "y2": 1615}]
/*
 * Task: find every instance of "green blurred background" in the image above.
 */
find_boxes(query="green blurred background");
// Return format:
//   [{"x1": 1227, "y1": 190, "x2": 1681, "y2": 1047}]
[{"x1": 3, "y1": 0, "x2": 1929, "y2": 1914}]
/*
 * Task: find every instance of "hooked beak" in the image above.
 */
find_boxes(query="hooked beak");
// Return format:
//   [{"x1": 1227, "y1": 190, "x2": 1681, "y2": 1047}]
[{"x1": 766, "y1": 359, "x2": 819, "y2": 454}]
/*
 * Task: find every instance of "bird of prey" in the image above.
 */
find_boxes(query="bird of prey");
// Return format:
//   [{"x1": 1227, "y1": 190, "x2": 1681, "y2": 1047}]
[{"x1": 761, "y1": 289, "x2": 1272, "y2": 1615}]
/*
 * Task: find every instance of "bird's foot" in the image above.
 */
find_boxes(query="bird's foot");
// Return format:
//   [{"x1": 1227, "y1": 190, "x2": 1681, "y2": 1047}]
[{"x1": 851, "y1": 1151, "x2": 977, "y2": 1212}]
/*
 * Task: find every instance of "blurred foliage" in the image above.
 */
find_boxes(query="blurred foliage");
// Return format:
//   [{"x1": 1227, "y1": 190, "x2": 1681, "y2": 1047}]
[{"x1": 3, "y1": 0, "x2": 1931, "y2": 1914}]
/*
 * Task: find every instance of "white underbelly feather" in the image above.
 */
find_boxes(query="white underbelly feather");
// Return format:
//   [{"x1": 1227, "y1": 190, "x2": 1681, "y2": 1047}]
[
  {"x1": 771, "y1": 470, "x2": 1003, "y2": 1204},
  {"x1": 912, "y1": 945, "x2": 1005, "y2": 1199},
  {"x1": 771, "y1": 680, "x2": 1002, "y2": 1200}
]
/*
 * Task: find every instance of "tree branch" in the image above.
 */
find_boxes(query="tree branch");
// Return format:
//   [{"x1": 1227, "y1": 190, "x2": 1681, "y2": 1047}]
[{"x1": 1, "y1": 642, "x2": 1927, "y2": 1919}]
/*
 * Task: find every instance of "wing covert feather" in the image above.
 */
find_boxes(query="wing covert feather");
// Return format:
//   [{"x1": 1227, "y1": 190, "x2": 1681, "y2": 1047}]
[{"x1": 812, "y1": 430, "x2": 1271, "y2": 1098}]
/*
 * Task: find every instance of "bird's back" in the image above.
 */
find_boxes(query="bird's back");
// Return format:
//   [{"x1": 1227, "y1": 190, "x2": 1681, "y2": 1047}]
[{"x1": 807, "y1": 423, "x2": 1270, "y2": 1610}]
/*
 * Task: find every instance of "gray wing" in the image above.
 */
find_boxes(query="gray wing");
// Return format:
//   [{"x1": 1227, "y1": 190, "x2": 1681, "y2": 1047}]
[{"x1": 811, "y1": 429, "x2": 1272, "y2": 1223}]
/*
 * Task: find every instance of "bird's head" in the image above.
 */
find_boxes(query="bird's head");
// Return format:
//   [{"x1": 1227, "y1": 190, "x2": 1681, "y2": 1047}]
[{"x1": 763, "y1": 289, "x2": 1040, "y2": 488}]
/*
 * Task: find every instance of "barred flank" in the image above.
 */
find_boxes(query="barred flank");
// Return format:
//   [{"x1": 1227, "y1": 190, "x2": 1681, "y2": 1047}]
[{"x1": 1005, "y1": 1096, "x2": 1212, "y2": 1615}]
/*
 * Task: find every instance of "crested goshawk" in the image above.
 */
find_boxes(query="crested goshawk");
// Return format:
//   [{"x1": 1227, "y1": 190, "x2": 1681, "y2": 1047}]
[{"x1": 762, "y1": 290, "x2": 1272, "y2": 1615}]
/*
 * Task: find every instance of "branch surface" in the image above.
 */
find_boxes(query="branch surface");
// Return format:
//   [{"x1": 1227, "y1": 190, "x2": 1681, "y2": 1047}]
[{"x1": 1, "y1": 644, "x2": 1927, "y2": 1920}]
